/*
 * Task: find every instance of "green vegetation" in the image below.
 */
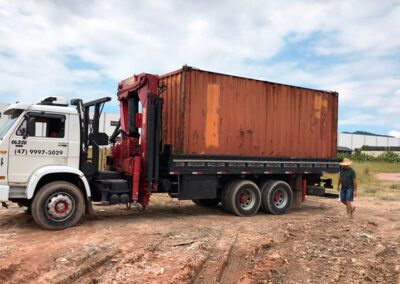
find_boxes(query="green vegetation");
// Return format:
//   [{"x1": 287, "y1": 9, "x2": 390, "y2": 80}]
[
  {"x1": 379, "y1": 195, "x2": 399, "y2": 201},
  {"x1": 363, "y1": 188, "x2": 377, "y2": 194},
  {"x1": 324, "y1": 161, "x2": 400, "y2": 201},
  {"x1": 326, "y1": 161, "x2": 400, "y2": 187},
  {"x1": 389, "y1": 184, "x2": 400, "y2": 190},
  {"x1": 338, "y1": 149, "x2": 400, "y2": 163}
]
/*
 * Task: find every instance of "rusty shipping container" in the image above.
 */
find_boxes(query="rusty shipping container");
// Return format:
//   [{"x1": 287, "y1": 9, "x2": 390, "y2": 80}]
[{"x1": 160, "y1": 66, "x2": 338, "y2": 159}]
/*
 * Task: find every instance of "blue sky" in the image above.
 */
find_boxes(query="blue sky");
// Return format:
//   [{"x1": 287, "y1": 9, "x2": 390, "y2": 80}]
[{"x1": 0, "y1": 0, "x2": 399, "y2": 137}]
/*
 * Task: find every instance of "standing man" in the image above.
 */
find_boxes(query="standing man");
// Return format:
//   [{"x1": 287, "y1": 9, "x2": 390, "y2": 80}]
[{"x1": 337, "y1": 158, "x2": 357, "y2": 217}]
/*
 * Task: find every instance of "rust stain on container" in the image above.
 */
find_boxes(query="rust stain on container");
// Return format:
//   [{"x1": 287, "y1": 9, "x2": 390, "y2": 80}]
[
  {"x1": 160, "y1": 66, "x2": 338, "y2": 159},
  {"x1": 205, "y1": 84, "x2": 220, "y2": 148}
]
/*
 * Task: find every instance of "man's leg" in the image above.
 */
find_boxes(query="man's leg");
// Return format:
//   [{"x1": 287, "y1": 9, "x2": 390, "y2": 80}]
[
  {"x1": 346, "y1": 201, "x2": 352, "y2": 216},
  {"x1": 341, "y1": 189, "x2": 349, "y2": 215},
  {"x1": 348, "y1": 188, "x2": 355, "y2": 217},
  {"x1": 341, "y1": 200, "x2": 348, "y2": 215},
  {"x1": 349, "y1": 202, "x2": 356, "y2": 217},
  {"x1": 340, "y1": 190, "x2": 347, "y2": 209}
]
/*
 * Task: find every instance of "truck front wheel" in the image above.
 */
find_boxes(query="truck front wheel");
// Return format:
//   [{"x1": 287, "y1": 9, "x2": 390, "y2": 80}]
[{"x1": 31, "y1": 181, "x2": 85, "y2": 230}]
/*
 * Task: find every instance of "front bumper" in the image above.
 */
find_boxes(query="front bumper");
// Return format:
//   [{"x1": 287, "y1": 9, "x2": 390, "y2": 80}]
[{"x1": 0, "y1": 185, "x2": 9, "y2": 201}]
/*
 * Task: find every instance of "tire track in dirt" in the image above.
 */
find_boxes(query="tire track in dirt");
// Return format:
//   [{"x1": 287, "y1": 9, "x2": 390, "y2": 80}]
[
  {"x1": 94, "y1": 239, "x2": 164, "y2": 283},
  {"x1": 192, "y1": 232, "x2": 255, "y2": 284},
  {"x1": 30, "y1": 243, "x2": 121, "y2": 284},
  {"x1": 55, "y1": 250, "x2": 119, "y2": 284},
  {"x1": 218, "y1": 235, "x2": 247, "y2": 283},
  {"x1": 97, "y1": 227, "x2": 217, "y2": 283},
  {"x1": 193, "y1": 233, "x2": 237, "y2": 283}
]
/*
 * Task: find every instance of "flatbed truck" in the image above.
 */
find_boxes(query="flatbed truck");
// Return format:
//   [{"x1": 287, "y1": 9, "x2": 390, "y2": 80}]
[{"x1": 0, "y1": 67, "x2": 339, "y2": 230}]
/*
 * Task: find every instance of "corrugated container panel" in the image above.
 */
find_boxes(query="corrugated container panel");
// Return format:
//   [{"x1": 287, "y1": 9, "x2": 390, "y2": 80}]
[
  {"x1": 160, "y1": 66, "x2": 338, "y2": 159},
  {"x1": 160, "y1": 71, "x2": 183, "y2": 153}
]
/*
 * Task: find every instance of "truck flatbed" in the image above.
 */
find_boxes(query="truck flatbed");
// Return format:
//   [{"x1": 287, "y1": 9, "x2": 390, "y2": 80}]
[{"x1": 169, "y1": 155, "x2": 340, "y2": 175}]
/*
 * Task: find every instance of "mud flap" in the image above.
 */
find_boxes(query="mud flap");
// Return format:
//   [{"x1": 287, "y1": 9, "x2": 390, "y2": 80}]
[
  {"x1": 290, "y1": 175, "x2": 303, "y2": 209},
  {"x1": 85, "y1": 198, "x2": 95, "y2": 215}
]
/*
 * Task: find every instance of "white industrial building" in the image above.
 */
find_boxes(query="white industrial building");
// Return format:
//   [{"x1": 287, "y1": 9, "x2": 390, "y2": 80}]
[
  {"x1": 88, "y1": 112, "x2": 120, "y2": 137},
  {"x1": 338, "y1": 132, "x2": 400, "y2": 150}
]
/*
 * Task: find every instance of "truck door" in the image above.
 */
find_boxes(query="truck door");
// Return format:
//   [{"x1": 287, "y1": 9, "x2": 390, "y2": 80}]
[{"x1": 8, "y1": 112, "x2": 69, "y2": 184}]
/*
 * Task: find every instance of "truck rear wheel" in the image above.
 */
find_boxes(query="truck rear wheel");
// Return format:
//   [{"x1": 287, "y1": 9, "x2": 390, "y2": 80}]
[
  {"x1": 192, "y1": 198, "x2": 220, "y2": 207},
  {"x1": 31, "y1": 181, "x2": 85, "y2": 230},
  {"x1": 221, "y1": 180, "x2": 239, "y2": 214},
  {"x1": 260, "y1": 180, "x2": 293, "y2": 215},
  {"x1": 224, "y1": 180, "x2": 261, "y2": 216}
]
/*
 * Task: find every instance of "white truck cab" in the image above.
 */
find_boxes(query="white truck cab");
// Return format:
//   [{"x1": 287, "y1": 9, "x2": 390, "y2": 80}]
[{"x1": 0, "y1": 97, "x2": 92, "y2": 229}]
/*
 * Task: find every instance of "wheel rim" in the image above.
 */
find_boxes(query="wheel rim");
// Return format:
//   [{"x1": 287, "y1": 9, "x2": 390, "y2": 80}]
[
  {"x1": 238, "y1": 187, "x2": 256, "y2": 210},
  {"x1": 273, "y1": 188, "x2": 288, "y2": 209},
  {"x1": 45, "y1": 192, "x2": 75, "y2": 222}
]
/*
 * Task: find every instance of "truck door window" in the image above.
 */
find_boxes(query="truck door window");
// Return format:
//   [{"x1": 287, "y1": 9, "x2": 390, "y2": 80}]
[
  {"x1": 16, "y1": 119, "x2": 27, "y2": 136},
  {"x1": 16, "y1": 114, "x2": 65, "y2": 138}
]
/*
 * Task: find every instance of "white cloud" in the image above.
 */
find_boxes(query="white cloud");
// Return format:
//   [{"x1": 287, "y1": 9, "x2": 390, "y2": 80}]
[
  {"x1": 389, "y1": 130, "x2": 400, "y2": 138},
  {"x1": 0, "y1": 0, "x2": 399, "y2": 132},
  {"x1": 339, "y1": 114, "x2": 386, "y2": 126}
]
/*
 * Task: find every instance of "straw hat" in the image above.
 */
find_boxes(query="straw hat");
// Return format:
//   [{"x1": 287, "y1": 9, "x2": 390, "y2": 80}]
[{"x1": 339, "y1": 157, "x2": 352, "y2": 166}]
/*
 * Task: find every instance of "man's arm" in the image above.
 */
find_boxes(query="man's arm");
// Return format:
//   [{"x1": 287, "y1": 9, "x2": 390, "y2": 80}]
[
  {"x1": 354, "y1": 178, "x2": 358, "y2": 197},
  {"x1": 337, "y1": 176, "x2": 341, "y2": 192}
]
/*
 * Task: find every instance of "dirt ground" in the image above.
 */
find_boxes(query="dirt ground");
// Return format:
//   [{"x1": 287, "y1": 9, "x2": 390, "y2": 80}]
[
  {"x1": 376, "y1": 173, "x2": 400, "y2": 183},
  {"x1": 0, "y1": 188, "x2": 400, "y2": 283}
]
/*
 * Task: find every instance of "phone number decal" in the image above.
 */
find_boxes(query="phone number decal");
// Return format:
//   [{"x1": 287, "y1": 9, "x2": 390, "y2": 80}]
[{"x1": 15, "y1": 149, "x2": 64, "y2": 156}]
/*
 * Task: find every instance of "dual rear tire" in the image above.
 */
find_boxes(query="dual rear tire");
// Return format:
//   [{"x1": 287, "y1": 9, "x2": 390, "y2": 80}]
[
  {"x1": 222, "y1": 180, "x2": 261, "y2": 216},
  {"x1": 260, "y1": 180, "x2": 293, "y2": 215},
  {"x1": 221, "y1": 179, "x2": 292, "y2": 216}
]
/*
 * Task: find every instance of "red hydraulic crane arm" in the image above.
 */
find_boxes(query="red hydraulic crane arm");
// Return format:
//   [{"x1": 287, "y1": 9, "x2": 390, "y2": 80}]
[
  {"x1": 118, "y1": 73, "x2": 159, "y2": 135},
  {"x1": 113, "y1": 73, "x2": 160, "y2": 209}
]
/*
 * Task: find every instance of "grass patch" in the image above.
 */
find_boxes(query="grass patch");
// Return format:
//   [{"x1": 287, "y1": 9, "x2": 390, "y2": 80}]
[
  {"x1": 352, "y1": 161, "x2": 400, "y2": 185},
  {"x1": 356, "y1": 161, "x2": 400, "y2": 173},
  {"x1": 375, "y1": 183, "x2": 400, "y2": 200},
  {"x1": 324, "y1": 161, "x2": 400, "y2": 189},
  {"x1": 324, "y1": 161, "x2": 400, "y2": 200},
  {"x1": 389, "y1": 184, "x2": 400, "y2": 190},
  {"x1": 362, "y1": 188, "x2": 377, "y2": 195},
  {"x1": 379, "y1": 195, "x2": 400, "y2": 201}
]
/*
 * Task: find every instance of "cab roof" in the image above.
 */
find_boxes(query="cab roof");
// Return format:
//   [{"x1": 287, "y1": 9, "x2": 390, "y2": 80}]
[{"x1": 4, "y1": 102, "x2": 78, "y2": 115}]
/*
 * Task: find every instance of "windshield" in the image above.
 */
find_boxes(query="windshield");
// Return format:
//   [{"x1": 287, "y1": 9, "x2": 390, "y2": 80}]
[{"x1": 0, "y1": 109, "x2": 23, "y2": 140}]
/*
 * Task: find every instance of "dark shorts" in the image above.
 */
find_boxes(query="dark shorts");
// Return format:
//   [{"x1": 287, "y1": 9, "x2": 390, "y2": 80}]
[{"x1": 340, "y1": 188, "x2": 354, "y2": 202}]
